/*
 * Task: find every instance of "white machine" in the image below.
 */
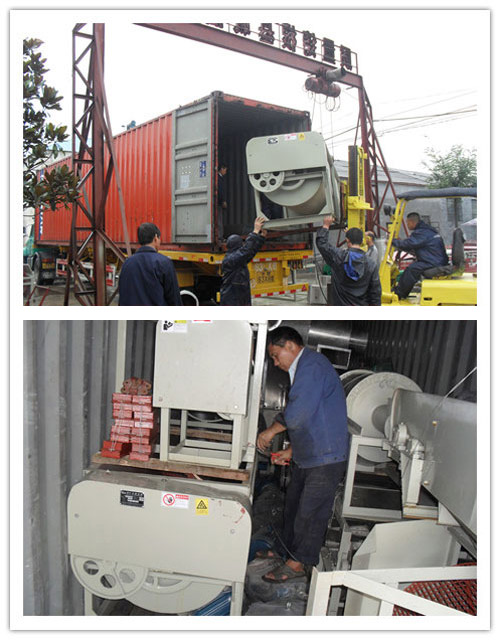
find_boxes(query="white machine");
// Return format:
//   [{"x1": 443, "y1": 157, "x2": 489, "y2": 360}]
[
  {"x1": 307, "y1": 388, "x2": 477, "y2": 616},
  {"x1": 246, "y1": 131, "x2": 341, "y2": 229},
  {"x1": 68, "y1": 320, "x2": 268, "y2": 615}
]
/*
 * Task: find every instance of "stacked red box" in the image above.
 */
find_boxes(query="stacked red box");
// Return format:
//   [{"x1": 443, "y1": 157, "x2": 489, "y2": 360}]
[
  {"x1": 99, "y1": 390, "x2": 158, "y2": 460},
  {"x1": 129, "y1": 395, "x2": 159, "y2": 461}
]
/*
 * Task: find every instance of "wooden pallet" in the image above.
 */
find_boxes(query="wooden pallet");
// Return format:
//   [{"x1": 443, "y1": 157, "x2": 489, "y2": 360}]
[{"x1": 91, "y1": 452, "x2": 250, "y2": 482}]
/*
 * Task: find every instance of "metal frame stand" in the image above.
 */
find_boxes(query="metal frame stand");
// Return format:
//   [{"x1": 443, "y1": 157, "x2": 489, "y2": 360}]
[
  {"x1": 342, "y1": 435, "x2": 402, "y2": 521},
  {"x1": 306, "y1": 564, "x2": 476, "y2": 616}
]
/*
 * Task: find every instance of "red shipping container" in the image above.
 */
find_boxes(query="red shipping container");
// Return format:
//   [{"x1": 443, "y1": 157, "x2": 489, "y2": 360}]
[
  {"x1": 34, "y1": 92, "x2": 311, "y2": 254},
  {"x1": 129, "y1": 451, "x2": 150, "y2": 462},
  {"x1": 112, "y1": 393, "x2": 133, "y2": 403}
]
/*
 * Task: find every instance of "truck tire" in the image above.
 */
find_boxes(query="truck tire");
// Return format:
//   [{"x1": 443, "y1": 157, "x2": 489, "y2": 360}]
[{"x1": 32, "y1": 255, "x2": 55, "y2": 286}]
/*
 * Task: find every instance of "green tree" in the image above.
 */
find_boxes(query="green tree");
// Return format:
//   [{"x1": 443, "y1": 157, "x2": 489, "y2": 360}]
[
  {"x1": 423, "y1": 145, "x2": 477, "y2": 189},
  {"x1": 23, "y1": 38, "x2": 79, "y2": 210}
]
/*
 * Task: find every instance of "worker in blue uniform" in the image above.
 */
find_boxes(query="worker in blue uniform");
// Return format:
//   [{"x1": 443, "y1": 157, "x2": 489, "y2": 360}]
[
  {"x1": 393, "y1": 212, "x2": 449, "y2": 299},
  {"x1": 219, "y1": 216, "x2": 267, "y2": 306},
  {"x1": 316, "y1": 217, "x2": 382, "y2": 305},
  {"x1": 256, "y1": 326, "x2": 349, "y2": 583},
  {"x1": 118, "y1": 223, "x2": 182, "y2": 306}
]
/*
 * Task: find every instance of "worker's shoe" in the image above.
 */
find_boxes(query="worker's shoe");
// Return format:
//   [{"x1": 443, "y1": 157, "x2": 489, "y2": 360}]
[{"x1": 262, "y1": 560, "x2": 306, "y2": 583}]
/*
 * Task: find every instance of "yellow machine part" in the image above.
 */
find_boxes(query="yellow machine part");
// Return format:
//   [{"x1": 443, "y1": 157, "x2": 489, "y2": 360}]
[{"x1": 419, "y1": 275, "x2": 477, "y2": 306}]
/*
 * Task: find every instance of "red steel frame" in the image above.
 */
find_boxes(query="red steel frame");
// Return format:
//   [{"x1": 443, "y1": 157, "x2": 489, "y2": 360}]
[
  {"x1": 66, "y1": 24, "x2": 130, "y2": 306},
  {"x1": 69, "y1": 22, "x2": 398, "y2": 304}
]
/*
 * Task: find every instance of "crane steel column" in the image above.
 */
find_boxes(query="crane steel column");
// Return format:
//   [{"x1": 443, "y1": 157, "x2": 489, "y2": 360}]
[
  {"x1": 92, "y1": 24, "x2": 107, "y2": 306},
  {"x1": 67, "y1": 23, "x2": 130, "y2": 306}
]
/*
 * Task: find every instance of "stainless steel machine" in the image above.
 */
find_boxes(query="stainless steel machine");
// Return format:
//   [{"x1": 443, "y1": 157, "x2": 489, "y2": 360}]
[
  {"x1": 68, "y1": 320, "x2": 268, "y2": 615},
  {"x1": 307, "y1": 388, "x2": 477, "y2": 616},
  {"x1": 246, "y1": 131, "x2": 341, "y2": 229}
]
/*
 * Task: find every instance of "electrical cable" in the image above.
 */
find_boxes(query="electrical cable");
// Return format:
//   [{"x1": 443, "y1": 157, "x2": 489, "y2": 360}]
[
  {"x1": 432, "y1": 366, "x2": 478, "y2": 416},
  {"x1": 270, "y1": 523, "x2": 301, "y2": 563}
]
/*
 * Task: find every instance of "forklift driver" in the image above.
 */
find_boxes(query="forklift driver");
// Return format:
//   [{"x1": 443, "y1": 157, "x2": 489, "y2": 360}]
[{"x1": 393, "y1": 212, "x2": 449, "y2": 299}]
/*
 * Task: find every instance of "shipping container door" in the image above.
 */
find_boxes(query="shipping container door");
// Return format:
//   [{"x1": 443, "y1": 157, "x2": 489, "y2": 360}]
[{"x1": 171, "y1": 97, "x2": 214, "y2": 243}]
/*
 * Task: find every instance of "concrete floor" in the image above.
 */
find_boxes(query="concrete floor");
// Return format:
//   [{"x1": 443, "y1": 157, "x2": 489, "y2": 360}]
[{"x1": 26, "y1": 267, "x2": 327, "y2": 307}]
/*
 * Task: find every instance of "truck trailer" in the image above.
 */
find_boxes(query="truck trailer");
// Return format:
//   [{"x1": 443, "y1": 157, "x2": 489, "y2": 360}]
[{"x1": 33, "y1": 91, "x2": 316, "y2": 303}]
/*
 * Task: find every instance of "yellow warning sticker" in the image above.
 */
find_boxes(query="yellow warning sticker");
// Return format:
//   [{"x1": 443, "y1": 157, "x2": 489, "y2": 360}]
[
  {"x1": 195, "y1": 498, "x2": 209, "y2": 516},
  {"x1": 298, "y1": 133, "x2": 306, "y2": 141}
]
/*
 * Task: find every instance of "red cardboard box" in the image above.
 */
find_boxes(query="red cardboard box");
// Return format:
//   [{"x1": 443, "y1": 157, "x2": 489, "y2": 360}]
[
  {"x1": 130, "y1": 435, "x2": 153, "y2": 445},
  {"x1": 112, "y1": 393, "x2": 133, "y2": 403},
  {"x1": 112, "y1": 409, "x2": 133, "y2": 420},
  {"x1": 132, "y1": 396, "x2": 153, "y2": 406},
  {"x1": 131, "y1": 444, "x2": 152, "y2": 454},
  {"x1": 110, "y1": 425, "x2": 131, "y2": 436},
  {"x1": 129, "y1": 451, "x2": 150, "y2": 461},
  {"x1": 112, "y1": 402, "x2": 135, "y2": 412},
  {"x1": 114, "y1": 419, "x2": 135, "y2": 428},
  {"x1": 102, "y1": 440, "x2": 130, "y2": 451}
]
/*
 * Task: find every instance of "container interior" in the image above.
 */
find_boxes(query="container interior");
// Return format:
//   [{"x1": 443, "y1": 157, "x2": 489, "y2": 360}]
[{"x1": 216, "y1": 97, "x2": 310, "y2": 242}]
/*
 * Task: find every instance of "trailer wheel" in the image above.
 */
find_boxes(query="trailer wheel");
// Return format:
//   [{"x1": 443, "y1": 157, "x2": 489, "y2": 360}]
[
  {"x1": 32, "y1": 255, "x2": 55, "y2": 286},
  {"x1": 32, "y1": 256, "x2": 43, "y2": 285}
]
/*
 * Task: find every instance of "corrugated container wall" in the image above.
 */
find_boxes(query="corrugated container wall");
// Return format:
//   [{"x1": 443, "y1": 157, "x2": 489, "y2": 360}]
[
  {"x1": 22, "y1": 320, "x2": 476, "y2": 616},
  {"x1": 360, "y1": 320, "x2": 477, "y2": 401},
  {"x1": 23, "y1": 320, "x2": 157, "y2": 615}
]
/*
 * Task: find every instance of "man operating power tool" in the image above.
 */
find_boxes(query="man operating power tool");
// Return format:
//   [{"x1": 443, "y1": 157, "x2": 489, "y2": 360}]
[{"x1": 256, "y1": 326, "x2": 349, "y2": 583}]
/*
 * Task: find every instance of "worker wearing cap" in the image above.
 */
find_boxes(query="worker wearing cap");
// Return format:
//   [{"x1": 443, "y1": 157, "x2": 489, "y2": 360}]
[
  {"x1": 118, "y1": 223, "x2": 182, "y2": 306},
  {"x1": 316, "y1": 217, "x2": 382, "y2": 305},
  {"x1": 256, "y1": 326, "x2": 349, "y2": 583},
  {"x1": 392, "y1": 211, "x2": 448, "y2": 299},
  {"x1": 219, "y1": 217, "x2": 267, "y2": 305},
  {"x1": 365, "y1": 231, "x2": 379, "y2": 264}
]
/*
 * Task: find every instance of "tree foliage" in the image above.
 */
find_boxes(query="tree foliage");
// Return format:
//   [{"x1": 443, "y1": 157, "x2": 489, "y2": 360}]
[
  {"x1": 23, "y1": 38, "x2": 79, "y2": 210},
  {"x1": 423, "y1": 145, "x2": 477, "y2": 189}
]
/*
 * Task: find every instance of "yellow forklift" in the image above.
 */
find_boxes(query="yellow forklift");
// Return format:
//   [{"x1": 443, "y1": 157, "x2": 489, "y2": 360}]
[{"x1": 378, "y1": 187, "x2": 477, "y2": 306}]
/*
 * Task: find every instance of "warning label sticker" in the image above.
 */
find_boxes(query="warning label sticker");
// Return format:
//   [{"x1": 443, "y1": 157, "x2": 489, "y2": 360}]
[
  {"x1": 298, "y1": 133, "x2": 306, "y2": 141},
  {"x1": 161, "y1": 492, "x2": 190, "y2": 509},
  {"x1": 284, "y1": 134, "x2": 297, "y2": 142},
  {"x1": 195, "y1": 498, "x2": 209, "y2": 516},
  {"x1": 161, "y1": 320, "x2": 188, "y2": 333}
]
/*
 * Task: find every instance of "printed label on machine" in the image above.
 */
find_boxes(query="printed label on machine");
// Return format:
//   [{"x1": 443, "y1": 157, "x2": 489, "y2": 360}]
[
  {"x1": 120, "y1": 489, "x2": 145, "y2": 508},
  {"x1": 284, "y1": 133, "x2": 297, "y2": 141},
  {"x1": 161, "y1": 492, "x2": 190, "y2": 509},
  {"x1": 195, "y1": 498, "x2": 209, "y2": 515},
  {"x1": 161, "y1": 320, "x2": 188, "y2": 333}
]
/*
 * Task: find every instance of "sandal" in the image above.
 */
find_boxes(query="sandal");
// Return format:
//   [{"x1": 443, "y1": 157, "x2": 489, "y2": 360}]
[{"x1": 262, "y1": 562, "x2": 306, "y2": 583}]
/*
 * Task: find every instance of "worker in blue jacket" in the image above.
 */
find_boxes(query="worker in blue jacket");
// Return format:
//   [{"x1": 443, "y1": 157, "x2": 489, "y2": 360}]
[
  {"x1": 257, "y1": 326, "x2": 349, "y2": 583},
  {"x1": 316, "y1": 218, "x2": 381, "y2": 305},
  {"x1": 393, "y1": 212, "x2": 448, "y2": 299},
  {"x1": 118, "y1": 223, "x2": 182, "y2": 306},
  {"x1": 219, "y1": 217, "x2": 267, "y2": 305}
]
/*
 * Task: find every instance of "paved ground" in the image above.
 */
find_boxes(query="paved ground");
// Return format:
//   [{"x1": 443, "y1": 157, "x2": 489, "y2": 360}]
[{"x1": 25, "y1": 267, "x2": 326, "y2": 307}]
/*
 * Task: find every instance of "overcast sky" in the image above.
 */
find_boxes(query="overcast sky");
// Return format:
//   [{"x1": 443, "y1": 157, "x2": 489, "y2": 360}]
[{"x1": 14, "y1": 7, "x2": 489, "y2": 173}]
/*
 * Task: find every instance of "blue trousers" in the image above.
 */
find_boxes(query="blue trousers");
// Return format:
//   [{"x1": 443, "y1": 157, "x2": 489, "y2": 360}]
[
  {"x1": 282, "y1": 461, "x2": 347, "y2": 566},
  {"x1": 395, "y1": 261, "x2": 436, "y2": 299}
]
